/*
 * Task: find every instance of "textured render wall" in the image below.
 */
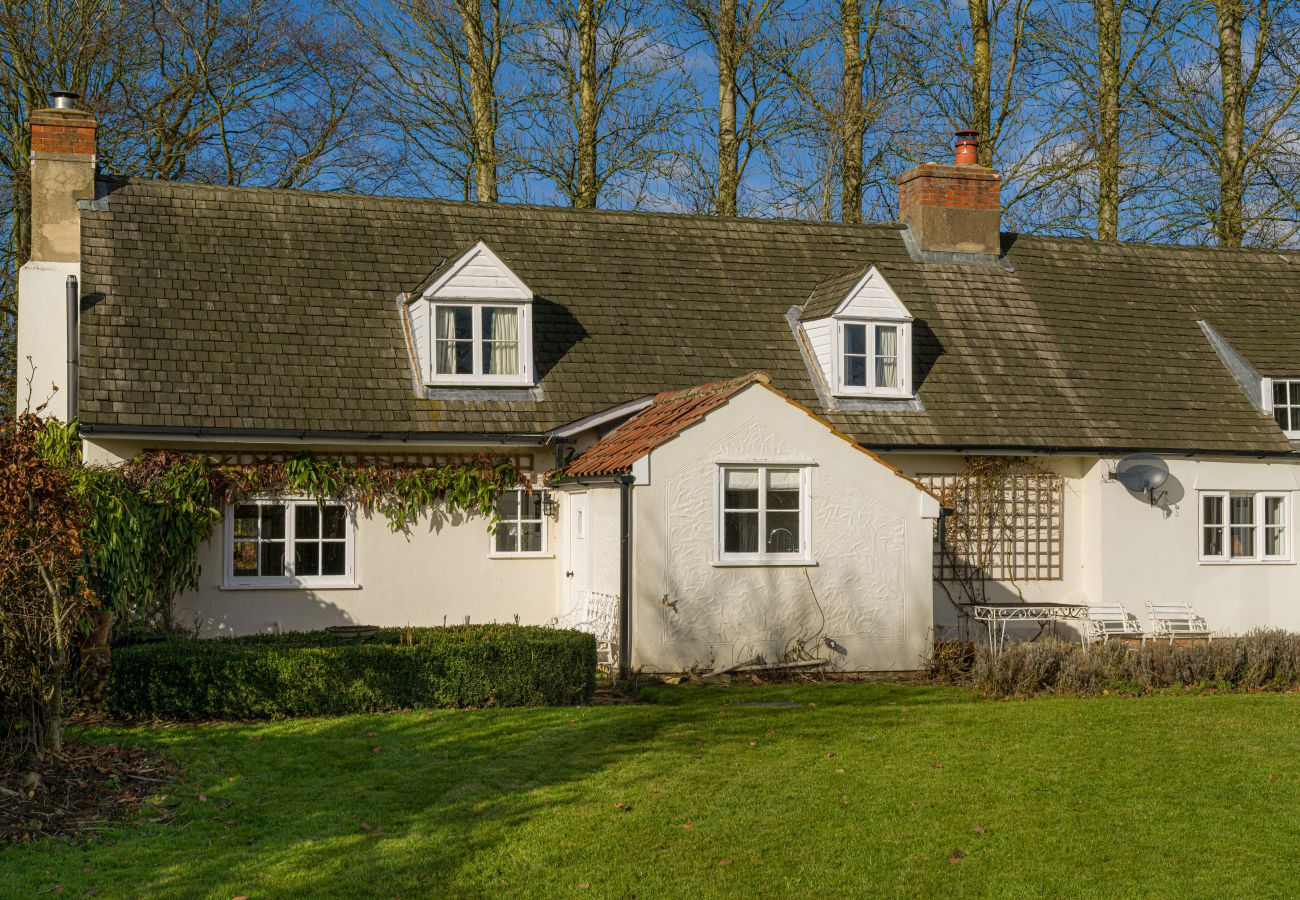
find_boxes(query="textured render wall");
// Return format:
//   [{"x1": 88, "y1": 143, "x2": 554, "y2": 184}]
[
  {"x1": 631, "y1": 387, "x2": 933, "y2": 672},
  {"x1": 84, "y1": 438, "x2": 560, "y2": 635}
]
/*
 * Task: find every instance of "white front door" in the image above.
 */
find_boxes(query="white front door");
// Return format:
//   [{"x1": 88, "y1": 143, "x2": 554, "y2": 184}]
[{"x1": 565, "y1": 492, "x2": 590, "y2": 616}]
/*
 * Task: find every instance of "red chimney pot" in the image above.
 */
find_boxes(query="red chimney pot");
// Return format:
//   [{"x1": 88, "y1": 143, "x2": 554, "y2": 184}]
[{"x1": 954, "y1": 130, "x2": 979, "y2": 165}]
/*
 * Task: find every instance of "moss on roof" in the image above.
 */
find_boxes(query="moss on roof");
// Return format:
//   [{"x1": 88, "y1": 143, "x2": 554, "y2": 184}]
[{"x1": 78, "y1": 177, "x2": 1300, "y2": 454}]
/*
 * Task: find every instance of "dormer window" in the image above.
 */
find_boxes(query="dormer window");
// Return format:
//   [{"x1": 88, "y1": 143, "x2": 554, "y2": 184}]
[
  {"x1": 840, "y1": 320, "x2": 905, "y2": 393},
  {"x1": 434, "y1": 304, "x2": 523, "y2": 379},
  {"x1": 406, "y1": 242, "x2": 534, "y2": 387},
  {"x1": 1270, "y1": 379, "x2": 1300, "y2": 438},
  {"x1": 799, "y1": 265, "x2": 913, "y2": 399}
]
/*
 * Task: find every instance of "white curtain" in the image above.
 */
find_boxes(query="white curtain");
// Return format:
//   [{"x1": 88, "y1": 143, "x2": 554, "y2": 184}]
[
  {"x1": 435, "y1": 306, "x2": 457, "y2": 374},
  {"x1": 487, "y1": 307, "x2": 519, "y2": 375},
  {"x1": 875, "y1": 325, "x2": 898, "y2": 388}
]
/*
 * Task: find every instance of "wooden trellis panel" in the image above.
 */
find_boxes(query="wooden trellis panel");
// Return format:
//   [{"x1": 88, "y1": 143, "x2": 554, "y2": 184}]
[{"x1": 919, "y1": 472, "x2": 1064, "y2": 582}]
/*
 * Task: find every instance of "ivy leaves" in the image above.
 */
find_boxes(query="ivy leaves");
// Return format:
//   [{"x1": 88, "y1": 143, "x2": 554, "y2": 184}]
[{"x1": 35, "y1": 421, "x2": 521, "y2": 628}]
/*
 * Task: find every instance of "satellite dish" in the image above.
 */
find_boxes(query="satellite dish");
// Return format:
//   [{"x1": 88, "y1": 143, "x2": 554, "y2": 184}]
[{"x1": 1111, "y1": 453, "x2": 1170, "y2": 504}]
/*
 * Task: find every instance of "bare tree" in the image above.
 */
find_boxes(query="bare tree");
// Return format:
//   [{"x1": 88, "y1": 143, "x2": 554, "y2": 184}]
[
  {"x1": 896, "y1": 0, "x2": 1067, "y2": 230},
  {"x1": 1137, "y1": 0, "x2": 1300, "y2": 246},
  {"x1": 775, "y1": 0, "x2": 903, "y2": 223},
  {"x1": 341, "y1": 0, "x2": 521, "y2": 201},
  {"x1": 1034, "y1": 1, "x2": 1178, "y2": 240},
  {"x1": 673, "y1": 0, "x2": 811, "y2": 216},
  {"x1": 105, "y1": 0, "x2": 382, "y2": 191},
  {"x1": 518, "y1": 0, "x2": 688, "y2": 208}
]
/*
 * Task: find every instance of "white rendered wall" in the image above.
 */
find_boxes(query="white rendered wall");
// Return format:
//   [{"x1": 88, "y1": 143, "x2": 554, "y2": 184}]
[
  {"x1": 15, "y1": 261, "x2": 77, "y2": 419},
  {"x1": 886, "y1": 452, "x2": 1300, "y2": 640},
  {"x1": 884, "y1": 453, "x2": 1094, "y2": 637},
  {"x1": 85, "y1": 437, "x2": 561, "y2": 635},
  {"x1": 630, "y1": 386, "x2": 934, "y2": 672}
]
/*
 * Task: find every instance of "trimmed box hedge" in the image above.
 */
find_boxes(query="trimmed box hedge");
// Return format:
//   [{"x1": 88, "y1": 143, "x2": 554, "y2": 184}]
[{"x1": 108, "y1": 625, "x2": 597, "y2": 719}]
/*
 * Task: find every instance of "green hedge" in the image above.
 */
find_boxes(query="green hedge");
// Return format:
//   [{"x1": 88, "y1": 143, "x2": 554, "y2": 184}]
[{"x1": 108, "y1": 625, "x2": 597, "y2": 719}]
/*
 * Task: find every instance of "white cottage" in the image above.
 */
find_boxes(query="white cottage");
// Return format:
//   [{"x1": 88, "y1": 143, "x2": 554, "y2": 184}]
[{"x1": 15, "y1": 96, "x2": 1300, "y2": 672}]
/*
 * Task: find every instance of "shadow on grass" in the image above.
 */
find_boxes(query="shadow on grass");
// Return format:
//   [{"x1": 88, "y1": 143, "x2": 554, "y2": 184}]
[{"x1": 6, "y1": 683, "x2": 972, "y2": 897}]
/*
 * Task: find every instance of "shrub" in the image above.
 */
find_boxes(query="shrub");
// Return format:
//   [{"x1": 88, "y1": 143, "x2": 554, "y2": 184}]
[
  {"x1": 974, "y1": 630, "x2": 1300, "y2": 698},
  {"x1": 0, "y1": 414, "x2": 97, "y2": 760},
  {"x1": 108, "y1": 625, "x2": 597, "y2": 719},
  {"x1": 927, "y1": 640, "x2": 976, "y2": 683}
]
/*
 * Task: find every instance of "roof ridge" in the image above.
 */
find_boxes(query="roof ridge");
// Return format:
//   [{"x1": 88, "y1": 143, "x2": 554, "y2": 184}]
[
  {"x1": 652, "y1": 372, "x2": 770, "y2": 404},
  {"x1": 95, "y1": 175, "x2": 909, "y2": 235}
]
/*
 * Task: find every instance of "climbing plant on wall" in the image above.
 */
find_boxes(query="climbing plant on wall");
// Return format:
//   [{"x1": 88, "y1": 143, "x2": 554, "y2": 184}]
[
  {"x1": 931, "y1": 456, "x2": 1044, "y2": 616},
  {"x1": 36, "y1": 422, "x2": 520, "y2": 629}
]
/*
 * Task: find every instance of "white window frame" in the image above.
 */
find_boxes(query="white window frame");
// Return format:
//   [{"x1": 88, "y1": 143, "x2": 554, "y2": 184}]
[
  {"x1": 428, "y1": 300, "x2": 532, "y2": 386},
  {"x1": 489, "y1": 487, "x2": 551, "y2": 558},
  {"x1": 223, "y1": 498, "x2": 357, "y2": 589},
  {"x1": 1198, "y1": 491, "x2": 1292, "y2": 564},
  {"x1": 833, "y1": 318, "x2": 912, "y2": 398},
  {"x1": 1264, "y1": 377, "x2": 1300, "y2": 438},
  {"x1": 715, "y1": 465, "x2": 814, "y2": 566}
]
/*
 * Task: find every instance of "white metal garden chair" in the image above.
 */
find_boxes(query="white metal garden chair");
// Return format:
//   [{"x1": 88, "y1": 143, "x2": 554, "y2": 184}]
[
  {"x1": 1083, "y1": 604, "x2": 1145, "y2": 646},
  {"x1": 1146, "y1": 602, "x2": 1212, "y2": 644},
  {"x1": 550, "y1": 591, "x2": 620, "y2": 667}
]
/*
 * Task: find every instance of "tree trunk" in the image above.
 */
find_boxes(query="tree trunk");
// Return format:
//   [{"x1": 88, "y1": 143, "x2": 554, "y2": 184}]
[
  {"x1": 575, "y1": 0, "x2": 599, "y2": 208},
  {"x1": 79, "y1": 609, "x2": 115, "y2": 707},
  {"x1": 967, "y1": 0, "x2": 993, "y2": 167},
  {"x1": 458, "y1": 0, "x2": 499, "y2": 203},
  {"x1": 1095, "y1": 0, "x2": 1122, "y2": 240},
  {"x1": 840, "y1": 0, "x2": 864, "y2": 224},
  {"x1": 1214, "y1": 0, "x2": 1245, "y2": 247},
  {"x1": 716, "y1": 0, "x2": 739, "y2": 216}
]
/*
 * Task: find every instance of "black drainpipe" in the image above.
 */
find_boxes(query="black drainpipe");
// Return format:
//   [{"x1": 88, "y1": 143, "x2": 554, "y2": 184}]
[
  {"x1": 617, "y1": 474, "x2": 633, "y2": 681},
  {"x1": 66, "y1": 275, "x2": 78, "y2": 417}
]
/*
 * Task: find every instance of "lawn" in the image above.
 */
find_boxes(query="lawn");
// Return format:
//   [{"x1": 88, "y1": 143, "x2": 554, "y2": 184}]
[{"x1": 5, "y1": 683, "x2": 1300, "y2": 898}]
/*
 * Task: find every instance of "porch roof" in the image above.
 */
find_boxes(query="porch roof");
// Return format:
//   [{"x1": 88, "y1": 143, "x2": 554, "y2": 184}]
[{"x1": 564, "y1": 373, "x2": 768, "y2": 477}]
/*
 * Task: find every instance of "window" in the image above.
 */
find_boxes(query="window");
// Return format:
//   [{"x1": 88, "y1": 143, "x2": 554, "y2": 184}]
[
  {"x1": 837, "y1": 320, "x2": 909, "y2": 396},
  {"x1": 717, "y1": 466, "x2": 811, "y2": 564},
  {"x1": 492, "y1": 488, "x2": 547, "y2": 556},
  {"x1": 1200, "y1": 491, "x2": 1291, "y2": 562},
  {"x1": 225, "y1": 500, "x2": 353, "y2": 587},
  {"x1": 1271, "y1": 380, "x2": 1300, "y2": 436},
  {"x1": 431, "y1": 302, "x2": 528, "y2": 383}
]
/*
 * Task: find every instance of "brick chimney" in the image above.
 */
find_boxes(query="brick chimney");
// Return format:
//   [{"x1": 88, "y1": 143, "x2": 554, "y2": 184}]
[
  {"x1": 16, "y1": 91, "x2": 96, "y2": 419},
  {"x1": 29, "y1": 91, "x2": 97, "y2": 262},
  {"x1": 897, "y1": 131, "x2": 1000, "y2": 258}
]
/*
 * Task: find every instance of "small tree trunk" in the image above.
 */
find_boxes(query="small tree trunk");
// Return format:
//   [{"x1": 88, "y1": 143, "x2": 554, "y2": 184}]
[
  {"x1": 575, "y1": 0, "x2": 599, "y2": 208},
  {"x1": 1095, "y1": 0, "x2": 1122, "y2": 240},
  {"x1": 716, "y1": 0, "x2": 740, "y2": 216},
  {"x1": 458, "y1": 0, "x2": 500, "y2": 203},
  {"x1": 1214, "y1": 0, "x2": 1245, "y2": 247},
  {"x1": 80, "y1": 609, "x2": 115, "y2": 707},
  {"x1": 967, "y1": 0, "x2": 994, "y2": 167},
  {"x1": 840, "y1": 0, "x2": 864, "y2": 224}
]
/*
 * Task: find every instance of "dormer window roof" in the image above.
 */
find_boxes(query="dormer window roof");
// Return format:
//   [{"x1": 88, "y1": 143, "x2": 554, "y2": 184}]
[
  {"x1": 405, "y1": 242, "x2": 534, "y2": 387},
  {"x1": 801, "y1": 265, "x2": 913, "y2": 400}
]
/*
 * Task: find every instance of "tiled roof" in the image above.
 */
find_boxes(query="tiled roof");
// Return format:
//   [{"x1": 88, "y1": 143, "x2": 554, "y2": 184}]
[
  {"x1": 78, "y1": 177, "x2": 1300, "y2": 454},
  {"x1": 801, "y1": 264, "x2": 874, "y2": 320},
  {"x1": 565, "y1": 373, "x2": 768, "y2": 476}
]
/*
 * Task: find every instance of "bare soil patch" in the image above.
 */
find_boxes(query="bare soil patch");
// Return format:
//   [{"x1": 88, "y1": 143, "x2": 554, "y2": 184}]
[{"x1": 1, "y1": 739, "x2": 179, "y2": 845}]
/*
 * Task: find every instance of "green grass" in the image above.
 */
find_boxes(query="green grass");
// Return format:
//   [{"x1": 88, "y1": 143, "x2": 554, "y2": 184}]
[{"x1": 5, "y1": 684, "x2": 1300, "y2": 898}]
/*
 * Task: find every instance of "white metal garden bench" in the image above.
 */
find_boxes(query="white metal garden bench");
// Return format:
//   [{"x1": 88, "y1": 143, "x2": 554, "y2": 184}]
[
  {"x1": 549, "y1": 590, "x2": 620, "y2": 667},
  {"x1": 1083, "y1": 604, "x2": 1145, "y2": 645},
  {"x1": 1146, "y1": 602, "x2": 1212, "y2": 644}
]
